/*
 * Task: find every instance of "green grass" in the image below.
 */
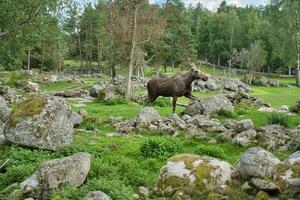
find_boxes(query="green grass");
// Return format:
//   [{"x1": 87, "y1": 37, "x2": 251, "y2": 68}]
[{"x1": 251, "y1": 86, "x2": 300, "y2": 108}]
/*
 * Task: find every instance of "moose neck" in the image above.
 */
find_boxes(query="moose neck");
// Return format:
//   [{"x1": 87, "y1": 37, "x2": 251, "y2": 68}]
[{"x1": 182, "y1": 72, "x2": 195, "y2": 87}]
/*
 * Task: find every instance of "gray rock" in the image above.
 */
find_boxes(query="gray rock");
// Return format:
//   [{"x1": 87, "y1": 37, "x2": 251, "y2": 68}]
[
  {"x1": 236, "y1": 119, "x2": 254, "y2": 133},
  {"x1": 156, "y1": 154, "x2": 233, "y2": 198},
  {"x1": 4, "y1": 95, "x2": 73, "y2": 151},
  {"x1": 137, "y1": 107, "x2": 161, "y2": 126},
  {"x1": 190, "y1": 115, "x2": 222, "y2": 131},
  {"x1": 21, "y1": 152, "x2": 91, "y2": 200},
  {"x1": 257, "y1": 125, "x2": 290, "y2": 150},
  {"x1": 206, "y1": 79, "x2": 219, "y2": 90},
  {"x1": 70, "y1": 112, "x2": 83, "y2": 128},
  {"x1": 137, "y1": 186, "x2": 150, "y2": 199},
  {"x1": 224, "y1": 80, "x2": 239, "y2": 91},
  {"x1": 233, "y1": 129, "x2": 257, "y2": 146},
  {"x1": 235, "y1": 147, "x2": 281, "y2": 179},
  {"x1": 268, "y1": 79, "x2": 279, "y2": 87},
  {"x1": 79, "y1": 109, "x2": 88, "y2": 117},
  {"x1": 24, "y1": 81, "x2": 39, "y2": 93},
  {"x1": 90, "y1": 84, "x2": 103, "y2": 98},
  {"x1": 201, "y1": 94, "x2": 234, "y2": 115},
  {"x1": 0, "y1": 96, "x2": 11, "y2": 122},
  {"x1": 223, "y1": 119, "x2": 238, "y2": 130},
  {"x1": 250, "y1": 178, "x2": 280, "y2": 195},
  {"x1": 55, "y1": 89, "x2": 89, "y2": 98},
  {"x1": 86, "y1": 191, "x2": 112, "y2": 200}
]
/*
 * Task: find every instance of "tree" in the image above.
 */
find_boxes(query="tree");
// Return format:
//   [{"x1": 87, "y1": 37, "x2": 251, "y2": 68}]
[{"x1": 239, "y1": 41, "x2": 267, "y2": 83}]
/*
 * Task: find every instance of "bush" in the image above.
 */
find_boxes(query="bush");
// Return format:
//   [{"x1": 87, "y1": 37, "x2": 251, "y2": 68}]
[
  {"x1": 217, "y1": 108, "x2": 236, "y2": 118},
  {"x1": 195, "y1": 145, "x2": 225, "y2": 159},
  {"x1": 267, "y1": 113, "x2": 290, "y2": 128},
  {"x1": 97, "y1": 98, "x2": 128, "y2": 106},
  {"x1": 140, "y1": 136, "x2": 182, "y2": 158},
  {"x1": 153, "y1": 97, "x2": 171, "y2": 107}
]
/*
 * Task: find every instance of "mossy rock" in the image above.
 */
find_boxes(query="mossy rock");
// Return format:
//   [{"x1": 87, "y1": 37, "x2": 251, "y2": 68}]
[
  {"x1": 156, "y1": 154, "x2": 233, "y2": 199},
  {"x1": 9, "y1": 95, "x2": 47, "y2": 127},
  {"x1": 255, "y1": 191, "x2": 270, "y2": 200}
]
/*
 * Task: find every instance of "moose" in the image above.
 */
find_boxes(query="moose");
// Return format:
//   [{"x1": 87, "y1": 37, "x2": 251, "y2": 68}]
[{"x1": 147, "y1": 67, "x2": 208, "y2": 113}]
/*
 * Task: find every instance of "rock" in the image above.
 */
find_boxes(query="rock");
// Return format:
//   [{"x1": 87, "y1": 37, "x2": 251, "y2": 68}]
[
  {"x1": 54, "y1": 89, "x2": 89, "y2": 98},
  {"x1": 182, "y1": 101, "x2": 204, "y2": 116},
  {"x1": 275, "y1": 151, "x2": 300, "y2": 197},
  {"x1": 0, "y1": 96, "x2": 11, "y2": 122},
  {"x1": 21, "y1": 152, "x2": 91, "y2": 200},
  {"x1": 295, "y1": 99, "x2": 300, "y2": 113},
  {"x1": 167, "y1": 113, "x2": 186, "y2": 129},
  {"x1": 257, "y1": 125, "x2": 290, "y2": 150},
  {"x1": 206, "y1": 79, "x2": 219, "y2": 90},
  {"x1": 158, "y1": 123, "x2": 175, "y2": 135},
  {"x1": 223, "y1": 119, "x2": 238, "y2": 130},
  {"x1": 184, "y1": 124, "x2": 206, "y2": 140},
  {"x1": 201, "y1": 94, "x2": 234, "y2": 115},
  {"x1": 233, "y1": 129, "x2": 257, "y2": 146},
  {"x1": 137, "y1": 186, "x2": 150, "y2": 199},
  {"x1": 279, "y1": 105, "x2": 289, "y2": 111},
  {"x1": 137, "y1": 107, "x2": 161, "y2": 126},
  {"x1": 24, "y1": 81, "x2": 39, "y2": 93},
  {"x1": 90, "y1": 84, "x2": 103, "y2": 98},
  {"x1": 236, "y1": 119, "x2": 254, "y2": 133},
  {"x1": 250, "y1": 178, "x2": 280, "y2": 195},
  {"x1": 86, "y1": 191, "x2": 112, "y2": 200},
  {"x1": 224, "y1": 80, "x2": 239, "y2": 91},
  {"x1": 43, "y1": 75, "x2": 58, "y2": 84},
  {"x1": 0, "y1": 86, "x2": 19, "y2": 103},
  {"x1": 24, "y1": 70, "x2": 33, "y2": 76},
  {"x1": 4, "y1": 95, "x2": 74, "y2": 151},
  {"x1": 190, "y1": 115, "x2": 224, "y2": 132},
  {"x1": 156, "y1": 154, "x2": 233, "y2": 198},
  {"x1": 79, "y1": 109, "x2": 88, "y2": 117},
  {"x1": 268, "y1": 79, "x2": 279, "y2": 87},
  {"x1": 235, "y1": 147, "x2": 281, "y2": 179},
  {"x1": 70, "y1": 112, "x2": 83, "y2": 128},
  {"x1": 252, "y1": 76, "x2": 268, "y2": 86}
]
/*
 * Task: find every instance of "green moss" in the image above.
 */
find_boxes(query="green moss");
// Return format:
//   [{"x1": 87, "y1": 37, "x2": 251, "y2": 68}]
[
  {"x1": 168, "y1": 154, "x2": 200, "y2": 170},
  {"x1": 9, "y1": 95, "x2": 47, "y2": 126},
  {"x1": 192, "y1": 157, "x2": 212, "y2": 195},
  {"x1": 255, "y1": 191, "x2": 270, "y2": 200}
]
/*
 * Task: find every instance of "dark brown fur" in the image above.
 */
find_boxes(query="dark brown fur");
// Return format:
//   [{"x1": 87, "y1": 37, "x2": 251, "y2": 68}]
[{"x1": 147, "y1": 68, "x2": 208, "y2": 113}]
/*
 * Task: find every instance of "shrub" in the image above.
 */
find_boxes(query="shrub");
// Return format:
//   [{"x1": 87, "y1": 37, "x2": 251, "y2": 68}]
[
  {"x1": 217, "y1": 108, "x2": 236, "y2": 118},
  {"x1": 267, "y1": 113, "x2": 290, "y2": 128},
  {"x1": 140, "y1": 136, "x2": 182, "y2": 158},
  {"x1": 153, "y1": 97, "x2": 171, "y2": 107},
  {"x1": 97, "y1": 98, "x2": 128, "y2": 106},
  {"x1": 195, "y1": 145, "x2": 225, "y2": 159}
]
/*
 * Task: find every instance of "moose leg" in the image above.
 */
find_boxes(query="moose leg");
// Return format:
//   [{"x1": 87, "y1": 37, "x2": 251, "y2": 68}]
[
  {"x1": 172, "y1": 96, "x2": 177, "y2": 113},
  {"x1": 185, "y1": 93, "x2": 198, "y2": 101}
]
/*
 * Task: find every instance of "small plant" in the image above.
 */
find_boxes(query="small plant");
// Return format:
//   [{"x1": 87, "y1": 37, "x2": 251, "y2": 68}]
[
  {"x1": 140, "y1": 136, "x2": 182, "y2": 158},
  {"x1": 195, "y1": 145, "x2": 225, "y2": 159},
  {"x1": 153, "y1": 97, "x2": 171, "y2": 107},
  {"x1": 267, "y1": 113, "x2": 290, "y2": 128},
  {"x1": 217, "y1": 108, "x2": 236, "y2": 118},
  {"x1": 97, "y1": 98, "x2": 128, "y2": 106}
]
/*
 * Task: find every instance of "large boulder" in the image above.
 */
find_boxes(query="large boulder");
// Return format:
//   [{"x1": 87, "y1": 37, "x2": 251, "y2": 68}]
[
  {"x1": 0, "y1": 96, "x2": 11, "y2": 122},
  {"x1": 183, "y1": 94, "x2": 234, "y2": 116},
  {"x1": 268, "y1": 79, "x2": 279, "y2": 87},
  {"x1": 257, "y1": 125, "x2": 290, "y2": 151},
  {"x1": 21, "y1": 152, "x2": 91, "y2": 200},
  {"x1": 155, "y1": 154, "x2": 233, "y2": 198},
  {"x1": 4, "y1": 95, "x2": 74, "y2": 151},
  {"x1": 137, "y1": 107, "x2": 161, "y2": 126},
  {"x1": 235, "y1": 147, "x2": 281, "y2": 179},
  {"x1": 0, "y1": 86, "x2": 19, "y2": 103}
]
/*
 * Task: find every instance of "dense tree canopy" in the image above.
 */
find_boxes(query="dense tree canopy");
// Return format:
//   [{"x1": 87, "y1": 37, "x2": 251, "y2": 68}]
[{"x1": 1, "y1": 0, "x2": 300, "y2": 85}]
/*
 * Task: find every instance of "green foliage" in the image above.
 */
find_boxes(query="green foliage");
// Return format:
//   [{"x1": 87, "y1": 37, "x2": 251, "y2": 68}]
[
  {"x1": 195, "y1": 145, "x2": 225, "y2": 159},
  {"x1": 140, "y1": 136, "x2": 182, "y2": 158},
  {"x1": 153, "y1": 97, "x2": 171, "y2": 107},
  {"x1": 217, "y1": 108, "x2": 236, "y2": 118},
  {"x1": 96, "y1": 98, "x2": 129, "y2": 106},
  {"x1": 267, "y1": 113, "x2": 290, "y2": 128}
]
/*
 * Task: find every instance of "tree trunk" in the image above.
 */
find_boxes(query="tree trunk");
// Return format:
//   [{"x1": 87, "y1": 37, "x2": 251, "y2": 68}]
[
  {"x1": 97, "y1": 35, "x2": 101, "y2": 73},
  {"x1": 296, "y1": 53, "x2": 300, "y2": 87},
  {"x1": 27, "y1": 50, "x2": 31, "y2": 71},
  {"x1": 125, "y1": 2, "x2": 138, "y2": 100},
  {"x1": 288, "y1": 67, "x2": 292, "y2": 76},
  {"x1": 172, "y1": 60, "x2": 174, "y2": 72},
  {"x1": 77, "y1": 32, "x2": 83, "y2": 68},
  {"x1": 41, "y1": 40, "x2": 46, "y2": 72},
  {"x1": 108, "y1": 1, "x2": 116, "y2": 79}
]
